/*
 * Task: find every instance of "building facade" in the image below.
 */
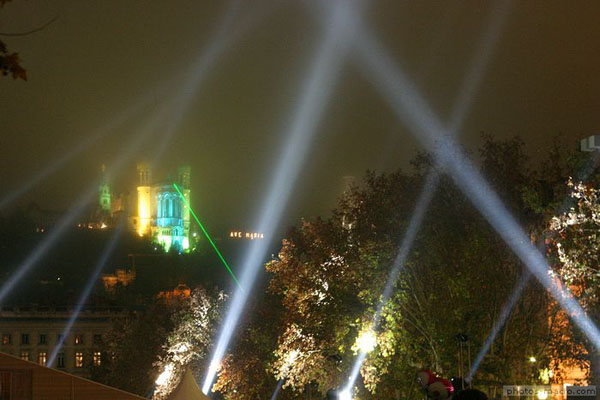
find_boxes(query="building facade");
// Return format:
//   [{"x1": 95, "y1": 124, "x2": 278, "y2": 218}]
[
  {"x1": 131, "y1": 163, "x2": 191, "y2": 252},
  {"x1": 0, "y1": 307, "x2": 118, "y2": 376},
  {"x1": 89, "y1": 163, "x2": 192, "y2": 252},
  {"x1": 99, "y1": 164, "x2": 111, "y2": 213}
]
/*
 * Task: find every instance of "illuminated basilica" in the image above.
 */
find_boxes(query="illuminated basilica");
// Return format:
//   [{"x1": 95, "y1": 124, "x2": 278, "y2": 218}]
[
  {"x1": 132, "y1": 163, "x2": 191, "y2": 252},
  {"x1": 93, "y1": 163, "x2": 192, "y2": 252}
]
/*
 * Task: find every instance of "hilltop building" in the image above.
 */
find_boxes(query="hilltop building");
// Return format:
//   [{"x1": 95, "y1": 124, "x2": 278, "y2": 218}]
[
  {"x1": 86, "y1": 163, "x2": 192, "y2": 252},
  {"x1": 132, "y1": 163, "x2": 191, "y2": 252},
  {"x1": 99, "y1": 164, "x2": 111, "y2": 213}
]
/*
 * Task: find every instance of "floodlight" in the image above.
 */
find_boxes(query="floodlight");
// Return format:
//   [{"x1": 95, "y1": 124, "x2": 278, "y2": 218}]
[
  {"x1": 338, "y1": 389, "x2": 352, "y2": 400},
  {"x1": 355, "y1": 329, "x2": 376, "y2": 354}
]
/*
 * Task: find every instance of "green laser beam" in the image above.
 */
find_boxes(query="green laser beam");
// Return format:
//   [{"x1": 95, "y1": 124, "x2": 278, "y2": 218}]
[{"x1": 173, "y1": 183, "x2": 242, "y2": 291}]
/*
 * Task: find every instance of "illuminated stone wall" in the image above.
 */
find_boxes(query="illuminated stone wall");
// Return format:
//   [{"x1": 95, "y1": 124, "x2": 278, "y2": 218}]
[
  {"x1": 131, "y1": 163, "x2": 191, "y2": 252},
  {"x1": 134, "y1": 163, "x2": 153, "y2": 237}
]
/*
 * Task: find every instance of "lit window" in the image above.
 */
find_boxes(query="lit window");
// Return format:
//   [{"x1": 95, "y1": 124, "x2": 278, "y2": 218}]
[
  {"x1": 39, "y1": 334, "x2": 46, "y2": 345},
  {"x1": 93, "y1": 351, "x2": 102, "y2": 367},
  {"x1": 1, "y1": 334, "x2": 10, "y2": 345},
  {"x1": 74, "y1": 334, "x2": 84, "y2": 345},
  {"x1": 21, "y1": 334, "x2": 29, "y2": 345},
  {"x1": 57, "y1": 353, "x2": 65, "y2": 368},
  {"x1": 38, "y1": 351, "x2": 47, "y2": 366},
  {"x1": 75, "y1": 352, "x2": 83, "y2": 368},
  {"x1": 20, "y1": 351, "x2": 29, "y2": 361}
]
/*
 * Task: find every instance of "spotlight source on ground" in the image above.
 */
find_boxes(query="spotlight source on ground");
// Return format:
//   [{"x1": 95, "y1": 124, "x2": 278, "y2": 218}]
[
  {"x1": 326, "y1": 388, "x2": 352, "y2": 400},
  {"x1": 338, "y1": 389, "x2": 352, "y2": 400},
  {"x1": 355, "y1": 328, "x2": 377, "y2": 354}
]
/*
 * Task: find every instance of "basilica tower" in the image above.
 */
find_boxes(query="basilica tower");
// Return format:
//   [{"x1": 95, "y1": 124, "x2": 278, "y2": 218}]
[
  {"x1": 99, "y1": 164, "x2": 111, "y2": 213},
  {"x1": 136, "y1": 162, "x2": 152, "y2": 236}
]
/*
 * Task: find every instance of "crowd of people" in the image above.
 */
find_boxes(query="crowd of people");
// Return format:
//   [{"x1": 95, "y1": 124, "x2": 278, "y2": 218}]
[{"x1": 324, "y1": 369, "x2": 489, "y2": 400}]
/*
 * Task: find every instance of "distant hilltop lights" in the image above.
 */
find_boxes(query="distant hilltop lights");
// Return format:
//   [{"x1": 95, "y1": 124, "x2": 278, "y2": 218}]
[{"x1": 229, "y1": 231, "x2": 265, "y2": 240}]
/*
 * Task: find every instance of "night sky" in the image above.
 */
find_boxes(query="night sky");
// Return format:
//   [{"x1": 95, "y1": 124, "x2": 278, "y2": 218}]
[{"x1": 1, "y1": 0, "x2": 600, "y2": 234}]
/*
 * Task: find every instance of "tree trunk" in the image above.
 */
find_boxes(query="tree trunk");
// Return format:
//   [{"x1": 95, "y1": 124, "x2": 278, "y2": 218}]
[
  {"x1": 590, "y1": 349, "x2": 600, "y2": 400},
  {"x1": 304, "y1": 383, "x2": 312, "y2": 400}
]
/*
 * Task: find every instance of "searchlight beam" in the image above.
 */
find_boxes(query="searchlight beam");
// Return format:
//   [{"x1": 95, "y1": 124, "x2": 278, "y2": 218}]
[
  {"x1": 335, "y1": 0, "x2": 511, "y2": 391},
  {"x1": 202, "y1": 1, "x2": 362, "y2": 393},
  {"x1": 351, "y1": 1, "x2": 600, "y2": 351},
  {"x1": 47, "y1": 223, "x2": 124, "y2": 366}
]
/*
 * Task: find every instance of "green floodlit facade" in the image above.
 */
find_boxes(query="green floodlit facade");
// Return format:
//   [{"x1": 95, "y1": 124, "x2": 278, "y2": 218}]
[
  {"x1": 99, "y1": 164, "x2": 111, "y2": 213},
  {"x1": 95, "y1": 163, "x2": 192, "y2": 253},
  {"x1": 154, "y1": 177, "x2": 191, "y2": 252},
  {"x1": 136, "y1": 165, "x2": 192, "y2": 253}
]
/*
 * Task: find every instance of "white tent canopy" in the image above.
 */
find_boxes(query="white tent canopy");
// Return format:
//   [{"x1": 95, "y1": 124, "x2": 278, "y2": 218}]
[{"x1": 167, "y1": 369, "x2": 211, "y2": 400}]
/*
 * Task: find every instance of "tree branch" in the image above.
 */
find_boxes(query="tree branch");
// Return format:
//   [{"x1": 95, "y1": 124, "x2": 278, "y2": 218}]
[{"x1": 0, "y1": 14, "x2": 58, "y2": 37}]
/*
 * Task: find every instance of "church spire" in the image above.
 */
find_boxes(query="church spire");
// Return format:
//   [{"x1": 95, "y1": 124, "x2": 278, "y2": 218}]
[{"x1": 99, "y1": 164, "x2": 111, "y2": 212}]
